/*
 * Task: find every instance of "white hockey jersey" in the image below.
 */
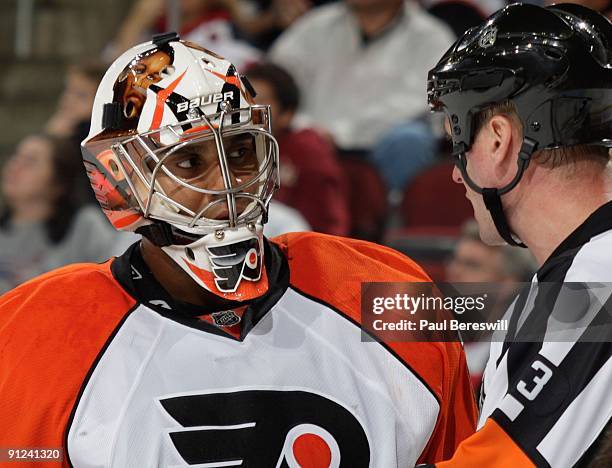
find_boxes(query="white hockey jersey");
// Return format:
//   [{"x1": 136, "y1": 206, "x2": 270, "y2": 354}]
[{"x1": 0, "y1": 232, "x2": 476, "y2": 467}]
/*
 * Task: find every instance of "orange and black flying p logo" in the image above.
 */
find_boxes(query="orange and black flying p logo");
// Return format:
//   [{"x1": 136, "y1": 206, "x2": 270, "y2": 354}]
[{"x1": 159, "y1": 389, "x2": 370, "y2": 466}]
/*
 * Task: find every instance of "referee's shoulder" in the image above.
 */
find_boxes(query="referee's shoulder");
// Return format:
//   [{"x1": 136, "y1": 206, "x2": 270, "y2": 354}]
[{"x1": 564, "y1": 231, "x2": 612, "y2": 282}]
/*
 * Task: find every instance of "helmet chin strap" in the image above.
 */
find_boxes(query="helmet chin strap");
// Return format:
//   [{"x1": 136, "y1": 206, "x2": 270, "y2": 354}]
[
  {"x1": 453, "y1": 137, "x2": 538, "y2": 248},
  {"x1": 137, "y1": 222, "x2": 186, "y2": 247}
]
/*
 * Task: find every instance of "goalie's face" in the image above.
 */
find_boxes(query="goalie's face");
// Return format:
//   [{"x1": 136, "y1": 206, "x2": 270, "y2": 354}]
[
  {"x1": 83, "y1": 39, "x2": 281, "y2": 301},
  {"x1": 152, "y1": 133, "x2": 261, "y2": 221}
]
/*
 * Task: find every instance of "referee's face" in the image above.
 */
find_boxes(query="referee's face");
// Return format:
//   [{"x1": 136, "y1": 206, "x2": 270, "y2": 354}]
[{"x1": 449, "y1": 120, "x2": 508, "y2": 246}]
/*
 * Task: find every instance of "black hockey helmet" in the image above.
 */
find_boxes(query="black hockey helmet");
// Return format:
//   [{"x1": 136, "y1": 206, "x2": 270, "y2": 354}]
[{"x1": 427, "y1": 3, "x2": 612, "y2": 246}]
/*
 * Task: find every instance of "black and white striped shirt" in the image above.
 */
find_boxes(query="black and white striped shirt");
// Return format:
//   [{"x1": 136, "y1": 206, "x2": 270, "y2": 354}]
[{"x1": 480, "y1": 201, "x2": 612, "y2": 467}]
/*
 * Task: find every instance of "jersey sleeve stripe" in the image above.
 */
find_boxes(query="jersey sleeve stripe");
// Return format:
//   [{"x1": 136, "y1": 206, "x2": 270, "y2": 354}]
[
  {"x1": 0, "y1": 261, "x2": 137, "y2": 464},
  {"x1": 536, "y1": 356, "x2": 612, "y2": 467},
  {"x1": 498, "y1": 394, "x2": 523, "y2": 422},
  {"x1": 492, "y1": 339, "x2": 611, "y2": 463},
  {"x1": 433, "y1": 418, "x2": 535, "y2": 467},
  {"x1": 64, "y1": 303, "x2": 141, "y2": 467}
]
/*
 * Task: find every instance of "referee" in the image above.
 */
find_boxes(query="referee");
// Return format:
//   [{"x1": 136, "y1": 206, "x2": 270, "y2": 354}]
[{"x1": 425, "y1": 3, "x2": 611, "y2": 467}]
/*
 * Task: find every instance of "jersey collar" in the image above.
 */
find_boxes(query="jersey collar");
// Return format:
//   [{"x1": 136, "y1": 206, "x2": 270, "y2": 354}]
[
  {"x1": 538, "y1": 200, "x2": 612, "y2": 280},
  {"x1": 111, "y1": 238, "x2": 289, "y2": 341}
]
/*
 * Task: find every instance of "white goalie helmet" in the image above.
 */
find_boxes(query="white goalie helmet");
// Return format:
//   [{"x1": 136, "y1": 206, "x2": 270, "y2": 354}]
[{"x1": 82, "y1": 33, "x2": 279, "y2": 301}]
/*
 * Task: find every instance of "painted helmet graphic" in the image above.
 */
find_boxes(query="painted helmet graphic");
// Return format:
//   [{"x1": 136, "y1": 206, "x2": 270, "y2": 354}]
[{"x1": 82, "y1": 33, "x2": 280, "y2": 300}]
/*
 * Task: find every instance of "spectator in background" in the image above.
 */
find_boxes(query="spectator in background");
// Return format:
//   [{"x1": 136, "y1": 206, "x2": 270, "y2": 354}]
[
  {"x1": 264, "y1": 200, "x2": 311, "y2": 237},
  {"x1": 0, "y1": 134, "x2": 136, "y2": 293},
  {"x1": 268, "y1": 0, "x2": 454, "y2": 152},
  {"x1": 421, "y1": 0, "x2": 497, "y2": 37},
  {"x1": 370, "y1": 118, "x2": 438, "y2": 196},
  {"x1": 247, "y1": 62, "x2": 350, "y2": 236},
  {"x1": 425, "y1": 3, "x2": 485, "y2": 38},
  {"x1": 445, "y1": 220, "x2": 536, "y2": 390},
  {"x1": 45, "y1": 61, "x2": 107, "y2": 146},
  {"x1": 228, "y1": 0, "x2": 336, "y2": 50},
  {"x1": 111, "y1": 0, "x2": 261, "y2": 69},
  {"x1": 446, "y1": 220, "x2": 536, "y2": 285}
]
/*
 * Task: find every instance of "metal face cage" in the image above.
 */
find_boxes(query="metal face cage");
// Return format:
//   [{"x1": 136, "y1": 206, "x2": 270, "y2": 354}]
[{"x1": 110, "y1": 104, "x2": 279, "y2": 232}]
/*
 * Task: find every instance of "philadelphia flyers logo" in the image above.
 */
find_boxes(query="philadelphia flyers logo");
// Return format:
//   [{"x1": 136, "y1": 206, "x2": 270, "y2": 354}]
[
  {"x1": 206, "y1": 238, "x2": 261, "y2": 292},
  {"x1": 158, "y1": 389, "x2": 370, "y2": 466}
]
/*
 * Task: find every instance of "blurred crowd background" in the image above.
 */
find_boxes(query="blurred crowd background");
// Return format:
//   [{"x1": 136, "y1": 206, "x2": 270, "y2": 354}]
[{"x1": 1, "y1": 0, "x2": 610, "y2": 385}]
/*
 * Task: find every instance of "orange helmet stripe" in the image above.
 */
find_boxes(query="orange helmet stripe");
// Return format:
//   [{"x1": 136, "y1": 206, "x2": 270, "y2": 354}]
[{"x1": 149, "y1": 70, "x2": 187, "y2": 130}]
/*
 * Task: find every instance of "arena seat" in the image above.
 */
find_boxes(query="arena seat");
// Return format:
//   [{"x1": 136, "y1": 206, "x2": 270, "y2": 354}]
[
  {"x1": 339, "y1": 156, "x2": 388, "y2": 242},
  {"x1": 401, "y1": 160, "x2": 473, "y2": 231}
]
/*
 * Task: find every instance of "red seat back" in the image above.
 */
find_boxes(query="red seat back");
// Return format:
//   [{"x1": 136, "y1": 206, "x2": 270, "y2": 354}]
[
  {"x1": 402, "y1": 161, "x2": 473, "y2": 229},
  {"x1": 340, "y1": 157, "x2": 388, "y2": 242}
]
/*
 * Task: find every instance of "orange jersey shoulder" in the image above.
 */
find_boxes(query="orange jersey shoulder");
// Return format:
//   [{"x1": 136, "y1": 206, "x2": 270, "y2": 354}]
[
  {"x1": 272, "y1": 232, "x2": 432, "y2": 331},
  {"x1": 271, "y1": 232, "x2": 478, "y2": 462},
  {"x1": 273, "y1": 231, "x2": 430, "y2": 287},
  {"x1": 0, "y1": 261, "x2": 136, "y2": 457}
]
